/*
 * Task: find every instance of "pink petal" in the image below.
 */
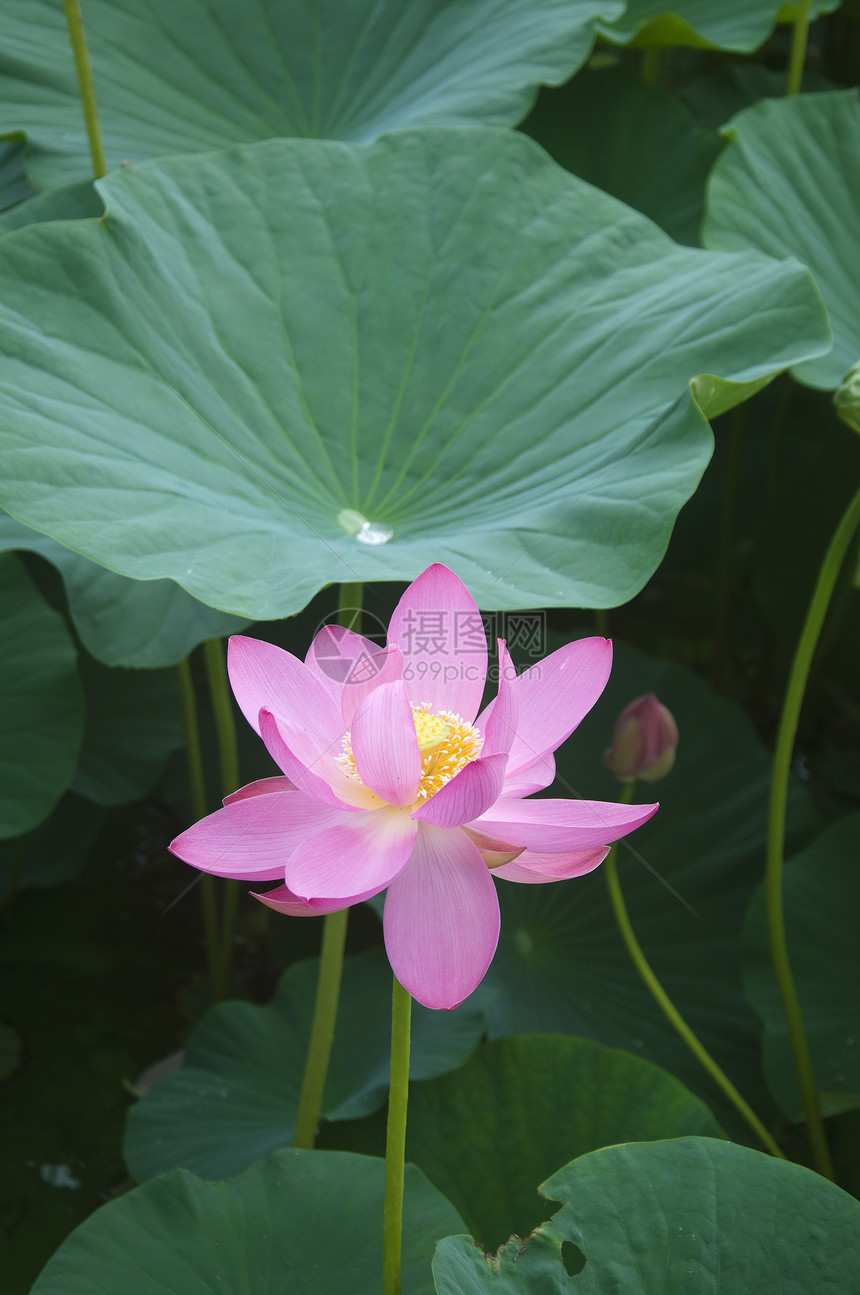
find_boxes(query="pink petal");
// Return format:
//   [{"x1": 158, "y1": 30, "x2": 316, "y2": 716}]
[
  {"x1": 251, "y1": 883, "x2": 375, "y2": 916},
  {"x1": 284, "y1": 807, "x2": 417, "y2": 901},
  {"x1": 506, "y1": 638, "x2": 613, "y2": 777},
  {"x1": 350, "y1": 680, "x2": 422, "y2": 807},
  {"x1": 224, "y1": 776, "x2": 295, "y2": 805},
  {"x1": 259, "y1": 708, "x2": 363, "y2": 810},
  {"x1": 463, "y1": 826, "x2": 525, "y2": 868},
  {"x1": 339, "y1": 644, "x2": 405, "y2": 725},
  {"x1": 383, "y1": 824, "x2": 500, "y2": 1011},
  {"x1": 411, "y1": 753, "x2": 508, "y2": 828},
  {"x1": 169, "y1": 790, "x2": 349, "y2": 880},
  {"x1": 228, "y1": 635, "x2": 343, "y2": 755},
  {"x1": 493, "y1": 846, "x2": 608, "y2": 884},
  {"x1": 387, "y1": 563, "x2": 487, "y2": 722},
  {"x1": 305, "y1": 626, "x2": 404, "y2": 724},
  {"x1": 477, "y1": 641, "x2": 519, "y2": 758},
  {"x1": 474, "y1": 796, "x2": 658, "y2": 852},
  {"x1": 501, "y1": 750, "x2": 556, "y2": 798}
]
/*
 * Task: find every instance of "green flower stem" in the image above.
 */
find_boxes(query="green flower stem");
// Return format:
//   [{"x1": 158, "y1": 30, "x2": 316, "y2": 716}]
[
  {"x1": 204, "y1": 637, "x2": 242, "y2": 1001},
  {"x1": 291, "y1": 582, "x2": 361, "y2": 1148},
  {"x1": 176, "y1": 655, "x2": 219, "y2": 1001},
  {"x1": 292, "y1": 908, "x2": 349, "y2": 1148},
  {"x1": 640, "y1": 46, "x2": 661, "y2": 85},
  {"x1": 383, "y1": 976, "x2": 412, "y2": 1295},
  {"x1": 338, "y1": 581, "x2": 363, "y2": 633},
  {"x1": 712, "y1": 404, "x2": 747, "y2": 691},
  {"x1": 61, "y1": 0, "x2": 107, "y2": 178},
  {"x1": 785, "y1": 0, "x2": 811, "y2": 96},
  {"x1": 765, "y1": 482, "x2": 860, "y2": 1180},
  {"x1": 606, "y1": 785, "x2": 787, "y2": 1159}
]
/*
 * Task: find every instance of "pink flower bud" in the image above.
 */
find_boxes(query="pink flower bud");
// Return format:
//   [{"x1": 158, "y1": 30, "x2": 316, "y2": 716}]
[{"x1": 604, "y1": 694, "x2": 678, "y2": 783}]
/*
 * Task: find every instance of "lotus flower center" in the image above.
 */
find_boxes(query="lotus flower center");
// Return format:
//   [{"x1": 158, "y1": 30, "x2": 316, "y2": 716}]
[{"x1": 337, "y1": 703, "x2": 483, "y2": 802}]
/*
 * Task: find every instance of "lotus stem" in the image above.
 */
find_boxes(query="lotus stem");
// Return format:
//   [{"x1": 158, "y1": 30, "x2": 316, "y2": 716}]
[
  {"x1": 383, "y1": 976, "x2": 412, "y2": 1295},
  {"x1": 61, "y1": 0, "x2": 107, "y2": 178},
  {"x1": 291, "y1": 582, "x2": 360, "y2": 1147},
  {"x1": 204, "y1": 637, "x2": 241, "y2": 998},
  {"x1": 176, "y1": 655, "x2": 219, "y2": 1001},
  {"x1": 786, "y1": 0, "x2": 811, "y2": 96},
  {"x1": 606, "y1": 785, "x2": 787, "y2": 1159},
  {"x1": 765, "y1": 482, "x2": 860, "y2": 1180},
  {"x1": 292, "y1": 906, "x2": 349, "y2": 1148}
]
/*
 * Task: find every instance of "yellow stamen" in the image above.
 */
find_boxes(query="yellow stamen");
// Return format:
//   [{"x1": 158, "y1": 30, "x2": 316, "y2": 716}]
[{"x1": 336, "y1": 702, "x2": 483, "y2": 804}]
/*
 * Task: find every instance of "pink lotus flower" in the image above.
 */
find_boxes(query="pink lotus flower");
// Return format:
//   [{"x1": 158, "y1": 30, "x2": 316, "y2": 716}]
[{"x1": 171, "y1": 565, "x2": 656, "y2": 1009}]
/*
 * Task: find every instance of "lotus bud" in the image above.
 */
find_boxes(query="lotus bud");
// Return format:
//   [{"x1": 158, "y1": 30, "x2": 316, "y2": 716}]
[{"x1": 604, "y1": 694, "x2": 678, "y2": 783}]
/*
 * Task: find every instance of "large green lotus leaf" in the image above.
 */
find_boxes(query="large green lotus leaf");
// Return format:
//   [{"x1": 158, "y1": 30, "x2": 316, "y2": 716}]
[
  {"x1": 0, "y1": 552, "x2": 85, "y2": 838},
  {"x1": 124, "y1": 948, "x2": 485, "y2": 1182},
  {"x1": 744, "y1": 813, "x2": 860, "y2": 1122},
  {"x1": 704, "y1": 91, "x2": 860, "y2": 391},
  {"x1": 0, "y1": 513, "x2": 246, "y2": 668},
  {"x1": 598, "y1": 0, "x2": 840, "y2": 52},
  {"x1": 0, "y1": 132, "x2": 831, "y2": 620},
  {"x1": 71, "y1": 651, "x2": 183, "y2": 806},
  {"x1": 336, "y1": 1035, "x2": 724, "y2": 1251},
  {"x1": 523, "y1": 65, "x2": 724, "y2": 246},
  {"x1": 31, "y1": 1148, "x2": 464, "y2": 1295},
  {"x1": 1, "y1": 0, "x2": 621, "y2": 191},
  {"x1": 433, "y1": 1138, "x2": 860, "y2": 1294},
  {"x1": 483, "y1": 637, "x2": 814, "y2": 1139}
]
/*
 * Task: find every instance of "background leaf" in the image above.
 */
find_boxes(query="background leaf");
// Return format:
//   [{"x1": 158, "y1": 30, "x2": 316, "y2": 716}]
[
  {"x1": 0, "y1": 553, "x2": 84, "y2": 837},
  {"x1": 2, "y1": 0, "x2": 621, "y2": 189},
  {"x1": 482, "y1": 636, "x2": 814, "y2": 1138},
  {"x1": 598, "y1": 0, "x2": 840, "y2": 53},
  {"x1": 71, "y1": 652, "x2": 183, "y2": 806},
  {"x1": 31, "y1": 1148, "x2": 465, "y2": 1295},
  {"x1": 704, "y1": 90, "x2": 859, "y2": 390},
  {"x1": 0, "y1": 130, "x2": 830, "y2": 620},
  {"x1": 434, "y1": 1137, "x2": 860, "y2": 1293},
  {"x1": 0, "y1": 514, "x2": 247, "y2": 668},
  {"x1": 124, "y1": 948, "x2": 486, "y2": 1182},
  {"x1": 744, "y1": 812, "x2": 860, "y2": 1120},
  {"x1": 523, "y1": 64, "x2": 724, "y2": 246},
  {"x1": 325, "y1": 1034, "x2": 724, "y2": 1251}
]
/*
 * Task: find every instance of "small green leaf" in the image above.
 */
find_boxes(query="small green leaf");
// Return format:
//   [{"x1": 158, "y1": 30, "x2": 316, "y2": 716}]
[
  {"x1": 0, "y1": 178, "x2": 102, "y2": 233},
  {"x1": 0, "y1": 131, "x2": 831, "y2": 619},
  {"x1": 434, "y1": 1138, "x2": 860, "y2": 1293},
  {"x1": 2, "y1": 0, "x2": 620, "y2": 189},
  {"x1": 704, "y1": 90, "x2": 860, "y2": 391},
  {"x1": 124, "y1": 949, "x2": 485, "y2": 1182},
  {"x1": 744, "y1": 812, "x2": 860, "y2": 1120},
  {"x1": 0, "y1": 553, "x2": 84, "y2": 837},
  {"x1": 32, "y1": 1148, "x2": 465, "y2": 1295},
  {"x1": 0, "y1": 139, "x2": 35, "y2": 210}
]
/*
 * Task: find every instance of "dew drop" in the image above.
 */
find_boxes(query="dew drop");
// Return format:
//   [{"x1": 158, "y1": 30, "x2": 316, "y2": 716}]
[
  {"x1": 356, "y1": 520, "x2": 393, "y2": 545},
  {"x1": 337, "y1": 509, "x2": 393, "y2": 545}
]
